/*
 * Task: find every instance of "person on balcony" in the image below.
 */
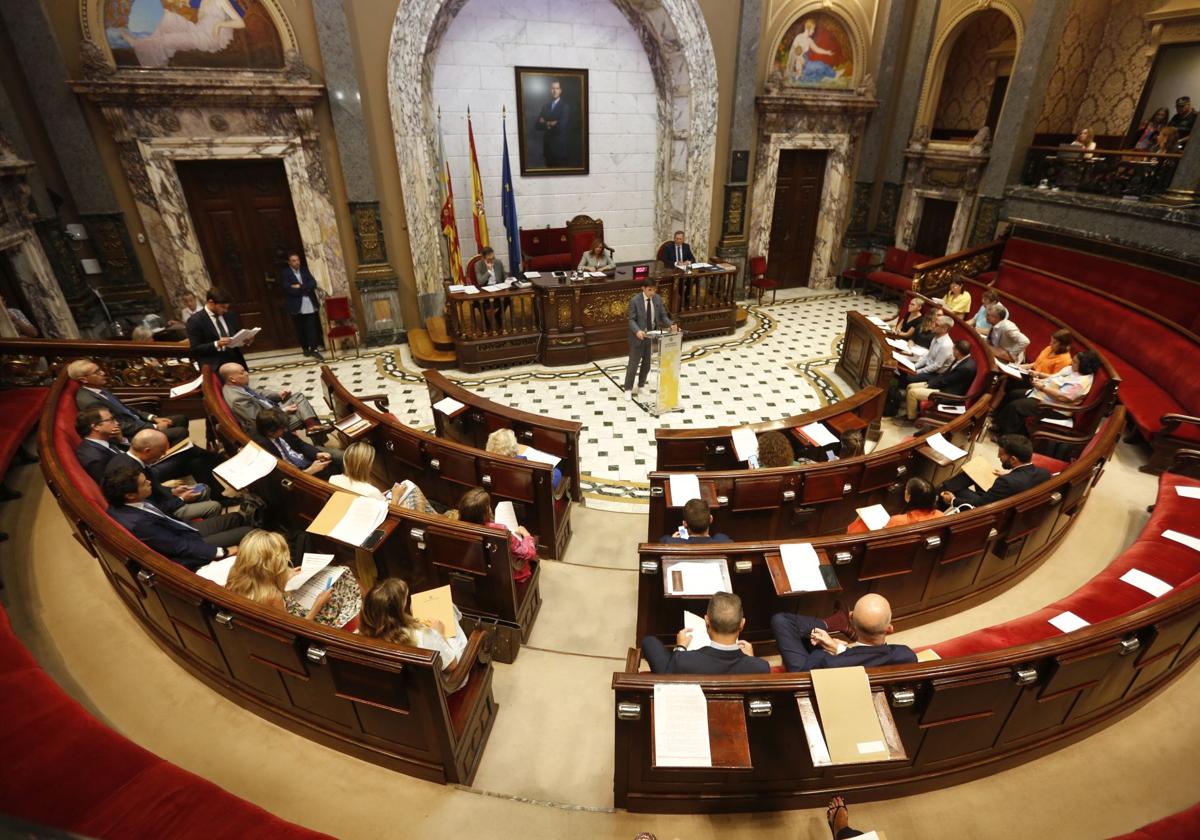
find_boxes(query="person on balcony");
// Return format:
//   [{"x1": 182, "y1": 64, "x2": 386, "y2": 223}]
[
  {"x1": 1167, "y1": 96, "x2": 1195, "y2": 146},
  {"x1": 1132, "y1": 107, "x2": 1170, "y2": 151},
  {"x1": 1069, "y1": 127, "x2": 1096, "y2": 152}
]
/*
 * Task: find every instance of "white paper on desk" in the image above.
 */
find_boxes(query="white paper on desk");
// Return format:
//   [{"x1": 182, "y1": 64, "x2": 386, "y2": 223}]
[
  {"x1": 780, "y1": 542, "x2": 826, "y2": 592},
  {"x1": 1041, "y1": 415, "x2": 1074, "y2": 428},
  {"x1": 1049, "y1": 610, "x2": 1090, "y2": 633},
  {"x1": 730, "y1": 426, "x2": 758, "y2": 463},
  {"x1": 690, "y1": 262, "x2": 713, "y2": 269},
  {"x1": 520, "y1": 445, "x2": 562, "y2": 467},
  {"x1": 213, "y1": 441, "x2": 276, "y2": 490},
  {"x1": 666, "y1": 559, "x2": 731, "y2": 596},
  {"x1": 284, "y1": 553, "x2": 335, "y2": 592},
  {"x1": 653, "y1": 683, "x2": 712, "y2": 767},
  {"x1": 1176, "y1": 486, "x2": 1200, "y2": 499},
  {"x1": 433, "y1": 396, "x2": 465, "y2": 416},
  {"x1": 996, "y1": 360, "x2": 1025, "y2": 379},
  {"x1": 668, "y1": 473, "x2": 702, "y2": 505},
  {"x1": 927, "y1": 432, "x2": 968, "y2": 462},
  {"x1": 447, "y1": 284, "x2": 469, "y2": 293},
  {"x1": 891, "y1": 351, "x2": 917, "y2": 371},
  {"x1": 196, "y1": 556, "x2": 236, "y2": 586},
  {"x1": 1120, "y1": 568, "x2": 1173, "y2": 598},
  {"x1": 885, "y1": 337, "x2": 910, "y2": 351},
  {"x1": 482, "y1": 283, "x2": 507, "y2": 292},
  {"x1": 866, "y1": 314, "x2": 889, "y2": 328},
  {"x1": 683, "y1": 610, "x2": 711, "y2": 651},
  {"x1": 493, "y1": 500, "x2": 519, "y2": 533},
  {"x1": 169, "y1": 375, "x2": 203, "y2": 398},
  {"x1": 588, "y1": 271, "x2": 607, "y2": 278},
  {"x1": 226, "y1": 327, "x2": 261, "y2": 348},
  {"x1": 291, "y1": 566, "x2": 348, "y2": 611},
  {"x1": 801, "y1": 421, "x2": 839, "y2": 448},
  {"x1": 461, "y1": 286, "x2": 481, "y2": 295},
  {"x1": 327, "y1": 496, "x2": 388, "y2": 546},
  {"x1": 523, "y1": 271, "x2": 541, "y2": 278},
  {"x1": 1163, "y1": 529, "x2": 1200, "y2": 553},
  {"x1": 936, "y1": 403, "x2": 967, "y2": 415},
  {"x1": 855, "y1": 504, "x2": 892, "y2": 531}
]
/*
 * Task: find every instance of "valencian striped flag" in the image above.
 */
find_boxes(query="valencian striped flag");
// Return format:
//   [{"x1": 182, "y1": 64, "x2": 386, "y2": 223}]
[
  {"x1": 437, "y1": 110, "x2": 464, "y2": 284},
  {"x1": 467, "y1": 108, "x2": 489, "y2": 251},
  {"x1": 500, "y1": 109, "x2": 521, "y2": 272}
]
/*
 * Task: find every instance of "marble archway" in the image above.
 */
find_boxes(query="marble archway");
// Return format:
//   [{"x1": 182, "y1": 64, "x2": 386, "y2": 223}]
[{"x1": 387, "y1": 0, "x2": 719, "y2": 316}]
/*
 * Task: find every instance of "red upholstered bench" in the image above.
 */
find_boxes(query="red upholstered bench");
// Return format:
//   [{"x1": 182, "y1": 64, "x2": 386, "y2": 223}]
[
  {"x1": 929, "y1": 469, "x2": 1200, "y2": 661},
  {"x1": 865, "y1": 247, "x2": 930, "y2": 297},
  {"x1": 0, "y1": 600, "x2": 329, "y2": 838},
  {"x1": 1109, "y1": 801, "x2": 1200, "y2": 839},
  {"x1": 0, "y1": 386, "x2": 48, "y2": 539}
]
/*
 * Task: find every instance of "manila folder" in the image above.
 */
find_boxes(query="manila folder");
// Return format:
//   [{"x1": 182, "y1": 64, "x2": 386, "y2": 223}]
[
  {"x1": 810, "y1": 666, "x2": 891, "y2": 764},
  {"x1": 961, "y1": 455, "x2": 997, "y2": 492},
  {"x1": 306, "y1": 492, "x2": 357, "y2": 536},
  {"x1": 410, "y1": 584, "x2": 458, "y2": 638}
]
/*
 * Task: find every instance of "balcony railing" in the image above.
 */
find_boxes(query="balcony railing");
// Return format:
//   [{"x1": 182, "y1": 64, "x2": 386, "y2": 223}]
[{"x1": 1020, "y1": 145, "x2": 1181, "y2": 198}]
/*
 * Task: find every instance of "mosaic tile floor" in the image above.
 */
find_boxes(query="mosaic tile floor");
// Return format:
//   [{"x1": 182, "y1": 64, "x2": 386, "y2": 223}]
[{"x1": 249, "y1": 289, "x2": 899, "y2": 512}]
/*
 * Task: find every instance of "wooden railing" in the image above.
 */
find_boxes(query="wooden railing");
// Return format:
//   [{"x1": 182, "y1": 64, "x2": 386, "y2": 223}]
[
  {"x1": 911, "y1": 239, "x2": 1006, "y2": 297},
  {"x1": 0, "y1": 337, "x2": 195, "y2": 389},
  {"x1": 1020, "y1": 145, "x2": 1181, "y2": 199}
]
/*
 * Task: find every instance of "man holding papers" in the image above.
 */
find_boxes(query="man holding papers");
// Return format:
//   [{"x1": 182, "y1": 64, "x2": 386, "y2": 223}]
[
  {"x1": 641, "y1": 592, "x2": 770, "y2": 675},
  {"x1": 902, "y1": 339, "x2": 975, "y2": 421},
  {"x1": 771, "y1": 594, "x2": 916, "y2": 672},
  {"x1": 939, "y1": 434, "x2": 1050, "y2": 509},
  {"x1": 661, "y1": 499, "x2": 731, "y2": 543},
  {"x1": 187, "y1": 287, "x2": 252, "y2": 373}
]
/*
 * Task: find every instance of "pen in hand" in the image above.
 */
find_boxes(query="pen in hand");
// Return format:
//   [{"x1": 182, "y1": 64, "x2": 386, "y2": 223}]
[{"x1": 324, "y1": 575, "x2": 333, "y2": 591}]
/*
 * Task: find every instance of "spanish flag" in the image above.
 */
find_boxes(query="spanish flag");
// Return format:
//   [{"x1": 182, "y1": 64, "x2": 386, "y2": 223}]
[
  {"x1": 437, "y1": 111, "x2": 464, "y2": 284},
  {"x1": 467, "y1": 108, "x2": 489, "y2": 251}
]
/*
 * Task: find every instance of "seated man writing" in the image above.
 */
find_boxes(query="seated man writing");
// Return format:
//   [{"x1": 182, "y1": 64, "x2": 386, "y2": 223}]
[
  {"x1": 939, "y1": 434, "x2": 1050, "y2": 509},
  {"x1": 641, "y1": 591, "x2": 770, "y2": 675},
  {"x1": 771, "y1": 594, "x2": 916, "y2": 672},
  {"x1": 660, "y1": 498, "x2": 731, "y2": 543},
  {"x1": 104, "y1": 462, "x2": 251, "y2": 570},
  {"x1": 219, "y1": 362, "x2": 329, "y2": 435}
]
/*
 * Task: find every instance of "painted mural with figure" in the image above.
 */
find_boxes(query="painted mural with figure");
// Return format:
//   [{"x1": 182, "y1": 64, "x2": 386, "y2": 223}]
[
  {"x1": 773, "y1": 13, "x2": 854, "y2": 89},
  {"x1": 103, "y1": 0, "x2": 283, "y2": 69}
]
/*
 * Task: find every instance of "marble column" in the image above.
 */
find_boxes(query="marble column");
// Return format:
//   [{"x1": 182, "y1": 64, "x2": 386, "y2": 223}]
[
  {"x1": 869, "y1": 0, "x2": 940, "y2": 245},
  {"x1": 843, "y1": 0, "x2": 914, "y2": 249},
  {"x1": 714, "y1": 0, "x2": 762, "y2": 297},
  {"x1": 971, "y1": 0, "x2": 1071, "y2": 244},
  {"x1": 313, "y1": 1, "x2": 403, "y2": 344}
]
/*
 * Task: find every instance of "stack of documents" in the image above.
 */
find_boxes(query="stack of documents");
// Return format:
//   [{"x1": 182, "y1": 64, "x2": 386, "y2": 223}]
[
  {"x1": 227, "y1": 327, "x2": 261, "y2": 348},
  {"x1": 683, "y1": 610, "x2": 710, "y2": 650},
  {"x1": 653, "y1": 683, "x2": 712, "y2": 767},
  {"x1": 291, "y1": 566, "x2": 349, "y2": 611},
  {"x1": 926, "y1": 432, "x2": 968, "y2": 462},
  {"x1": 169, "y1": 375, "x2": 203, "y2": 398},
  {"x1": 493, "y1": 500, "x2": 520, "y2": 533},
  {"x1": 334, "y1": 413, "x2": 373, "y2": 437},
  {"x1": 667, "y1": 473, "x2": 702, "y2": 505},
  {"x1": 891, "y1": 352, "x2": 917, "y2": 371},
  {"x1": 213, "y1": 441, "x2": 276, "y2": 490},
  {"x1": 799, "y1": 421, "x2": 839, "y2": 447},
  {"x1": 810, "y1": 667, "x2": 891, "y2": 763},
  {"x1": 865, "y1": 314, "x2": 890, "y2": 328},
  {"x1": 665, "y1": 558, "x2": 732, "y2": 596},
  {"x1": 780, "y1": 542, "x2": 827, "y2": 592},
  {"x1": 520, "y1": 445, "x2": 562, "y2": 467},
  {"x1": 730, "y1": 426, "x2": 758, "y2": 463},
  {"x1": 854, "y1": 504, "x2": 891, "y2": 531},
  {"x1": 307, "y1": 492, "x2": 388, "y2": 547},
  {"x1": 410, "y1": 584, "x2": 458, "y2": 637},
  {"x1": 996, "y1": 360, "x2": 1025, "y2": 378},
  {"x1": 284, "y1": 552, "x2": 336, "y2": 592},
  {"x1": 523, "y1": 271, "x2": 541, "y2": 279}
]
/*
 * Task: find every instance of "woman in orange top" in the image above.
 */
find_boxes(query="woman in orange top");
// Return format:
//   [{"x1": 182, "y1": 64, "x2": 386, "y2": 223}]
[
  {"x1": 1027, "y1": 329, "x2": 1073, "y2": 375},
  {"x1": 847, "y1": 478, "x2": 943, "y2": 534}
]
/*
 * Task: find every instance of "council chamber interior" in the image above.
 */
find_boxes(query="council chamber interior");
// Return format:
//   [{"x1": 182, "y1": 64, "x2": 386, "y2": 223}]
[{"x1": 1, "y1": 0, "x2": 1199, "y2": 838}]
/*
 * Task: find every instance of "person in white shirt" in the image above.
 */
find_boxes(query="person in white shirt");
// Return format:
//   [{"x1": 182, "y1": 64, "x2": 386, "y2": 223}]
[
  {"x1": 179, "y1": 291, "x2": 202, "y2": 324},
  {"x1": 359, "y1": 578, "x2": 470, "y2": 685},
  {"x1": 889, "y1": 316, "x2": 953, "y2": 415},
  {"x1": 329, "y1": 441, "x2": 386, "y2": 499},
  {"x1": 985, "y1": 303, "x2": 1031, "y2": 364}
]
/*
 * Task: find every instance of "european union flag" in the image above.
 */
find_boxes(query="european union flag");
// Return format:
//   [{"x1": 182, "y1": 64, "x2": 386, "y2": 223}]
[{"x1": 501, "y1": 118, "x2": 521, "y2": 271}]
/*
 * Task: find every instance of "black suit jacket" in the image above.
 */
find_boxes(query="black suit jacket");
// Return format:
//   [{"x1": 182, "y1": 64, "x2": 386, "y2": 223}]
[
  {"x1": 658, "y1": 242, "x2": 696, "y2": 264},
  {"x1": 252, "y1": 431, "x2": 317, "y2": 468},
  {"x1": 926, "y1": 356, "x2": 977, "y2": 395},
  {"x1": 103, "y1": 453, "x2": 184, "y2": 515},
  {"x1": 659, "y1": 533, "x2": 733, "y2": 544},
  {"x1": 652, "y1": 644, "x2": 771, "y2": 675},
  {"x1": 187, "y1": 308, "x2": 247, "y2": 373},
  {"x1": 799, "y1": 643, "x2": 918, "y2": 671},
  {"x1": 76, "y1": 438, "x2": 128, "y2": 486},
  {"x1": 109, "y1": 504, "x2": 218, "y2": 569},
  {"x1": 536, "y1": 97, "x2": 570, "y2": 161},
  {"x1": 75, "y1": 387, "x2": 153, "y2": 440},
  {"x1": 955, "y1": 463, "x2": 1051, "y2": 508},
  {"x1": 279, "y1": 265, "x2": 320, "y2": 315}
]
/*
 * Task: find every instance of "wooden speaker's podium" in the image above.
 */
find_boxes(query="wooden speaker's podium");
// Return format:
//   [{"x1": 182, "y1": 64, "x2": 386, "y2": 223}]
[{"x1": 644, "y1": 329, "x2": 682, "y2": 417}]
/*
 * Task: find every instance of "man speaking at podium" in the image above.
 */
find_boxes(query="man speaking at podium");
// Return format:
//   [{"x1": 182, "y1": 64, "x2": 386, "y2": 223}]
[{"x1": 623, "y1": 277, "x2": 679, "y2": 396}]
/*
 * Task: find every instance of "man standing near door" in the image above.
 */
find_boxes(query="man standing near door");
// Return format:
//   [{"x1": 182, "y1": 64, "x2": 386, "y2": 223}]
[{"x1": 280, "y1": 252, "x2": 324, "y2": 361}]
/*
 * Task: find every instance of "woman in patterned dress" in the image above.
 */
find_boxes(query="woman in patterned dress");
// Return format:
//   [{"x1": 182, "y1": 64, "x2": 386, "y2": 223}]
[{"x1": 226, "y1": 530, "x2": 362, "y2": 629}]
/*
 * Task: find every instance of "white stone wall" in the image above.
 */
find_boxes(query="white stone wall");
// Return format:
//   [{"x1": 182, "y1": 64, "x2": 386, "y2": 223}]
[{"x1": 432, "y1": 0, "x2": 659, "y2": 270}]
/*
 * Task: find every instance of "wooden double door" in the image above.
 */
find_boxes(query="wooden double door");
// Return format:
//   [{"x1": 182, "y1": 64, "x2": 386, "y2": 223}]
[
  {"x1": 177, "y1": 159, "x2": 304, "y2": 351},
  {"x1": 767, "y1": 149, "x2": 827, "y2": 288}
]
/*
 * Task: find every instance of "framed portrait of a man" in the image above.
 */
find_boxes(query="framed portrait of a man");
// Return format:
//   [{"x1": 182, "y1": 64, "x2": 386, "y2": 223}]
[{"x1": 514, "y1": 66, "x2": 589, "y2": 176}]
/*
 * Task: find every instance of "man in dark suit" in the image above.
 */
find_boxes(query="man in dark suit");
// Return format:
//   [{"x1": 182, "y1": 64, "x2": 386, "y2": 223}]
[
  {"x1": 75, "y1": 407, "x2": 129, "y2": 486},
  {"x1": 69, "y1": 358, "x2": 190, "y2": 445},
  {"x1": 623, "y1": 278, "x2": 679, "y2": 395},
  {"x1": 106, "y1": 428, "x2": 223, "y2": 523},
  {"x1": 103, "y1": 462, "x2": 250, "y2": 571},
  {"x1": 252, "y1": 408, "x2": 343, "y2": 477},
  {"x1": 939, "y1": 434, "x2": 1050, "y2": 509},
  {"x1": 660, "y1": 499, "x2": 732, "y2": 543},
  {"x1": 903, "y1": 339, "x2": 977, "y2": 421},
  {"x1": 657, "y1": 230, "x2": 695, "y2": 266},
  {"x1": 280, "y1": 252, "x2": 324, "y2": 361},
  {"x1": 641, "y1": 592, "x2": 770, "y2": 675},
  {"x1": 187, "y1": 287, "x2": 251, "y2": 374},
  {"x1": 471, "y1": 247, "x2": 507, "y2": 286},
  {"x1": 535, "y1": 79, "x2": 570, "y2": 167},
  {"x1": 771, "y1": 594, "x2": 917, "y2": 672}
]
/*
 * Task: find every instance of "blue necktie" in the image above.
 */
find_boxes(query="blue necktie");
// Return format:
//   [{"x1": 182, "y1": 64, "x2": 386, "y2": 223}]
[
  {"x1": 245, "y1": 386, "x2": 273, "y2": 408},
  {"x1": 274, "y1": 436, "x2": 308, "y2": 468}
]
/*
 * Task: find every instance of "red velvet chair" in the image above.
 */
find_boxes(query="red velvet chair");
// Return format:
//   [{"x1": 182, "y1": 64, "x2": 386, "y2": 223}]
[
  {"x1": 323, "y1": 296, "x2": 360, "y2": 360},
  {"x1": 840, "y1": 249, "x2": 878, "y2": 292},
  {"x1": 748, "y1": 256, "x2": 779, "y2": 305}
]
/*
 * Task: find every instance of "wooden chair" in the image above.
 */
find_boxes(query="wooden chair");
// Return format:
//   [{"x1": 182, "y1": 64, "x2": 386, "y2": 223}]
[
  {"x1": 748, "y1": 256, "x2": 779, "y2": 305},
  {"x1": 323, "y1": 296, "x2": 360, "y2": 359},
  {"x1": 840, "y1": 249, "x2": 879, "y2": 292}
]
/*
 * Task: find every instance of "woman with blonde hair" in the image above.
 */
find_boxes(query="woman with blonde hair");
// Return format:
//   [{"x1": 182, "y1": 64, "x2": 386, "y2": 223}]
[
  {"x1": 457, "y1": 487, "x2": 536, "y2": 582},
  {"x1": 359, "y1": 578, "x2": 467, "y2": 676},
  {"x1": 331, "y1": 440, "x2": 436, "y2": 514},
  {"x1": 226, "y1": 529, "x2": 362, "y2": 628},
  {"x1": 577, "y1": 238, "x2": 615, "y2": 271},
  {"x1": 486, "y1": 428, "x2": 563, "y2": 489}
]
